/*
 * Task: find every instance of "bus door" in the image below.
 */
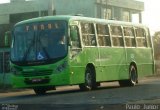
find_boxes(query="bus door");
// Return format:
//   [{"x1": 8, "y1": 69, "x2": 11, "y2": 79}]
[{"x1": 69, "y1": 25, "x2": 83, "y2": 84}]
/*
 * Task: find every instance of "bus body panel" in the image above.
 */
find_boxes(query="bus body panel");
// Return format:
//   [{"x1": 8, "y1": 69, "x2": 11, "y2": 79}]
[
  {"x1": 69, "y1": 47, "x2": 99, "y2": 84},
  {"x1": 97, "y1": 47, "x2": 128, "y2": 81},
  {"x1": 12, "y1": 57, "x2": 71, "y2": 88},
  {"x1": 126, "y1": 48, "x2": 154, "y2": 77},
  {"x1": 10, "y1": 15, "x2": 155, "y2": 90}
]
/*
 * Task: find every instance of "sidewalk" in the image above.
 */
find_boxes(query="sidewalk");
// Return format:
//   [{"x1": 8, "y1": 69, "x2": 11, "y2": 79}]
[{"x1": 0, "y1": 89, "x2": 34, "y2": 98}]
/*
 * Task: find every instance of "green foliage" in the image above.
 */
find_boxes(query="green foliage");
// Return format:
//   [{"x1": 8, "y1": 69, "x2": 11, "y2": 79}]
[{"x1": 153, "y1": 31, "x2": 160, "y2": 60}]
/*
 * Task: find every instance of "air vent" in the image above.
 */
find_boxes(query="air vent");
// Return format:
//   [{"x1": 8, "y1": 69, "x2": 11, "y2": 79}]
[{"x1": 22, "y1": 70, "x2": 52, "y2": 77}]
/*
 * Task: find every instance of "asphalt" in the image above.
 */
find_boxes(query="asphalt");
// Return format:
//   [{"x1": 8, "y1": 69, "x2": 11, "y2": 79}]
[{"x1": 0, "y1": 74, "x2": 160, "y2": 98}]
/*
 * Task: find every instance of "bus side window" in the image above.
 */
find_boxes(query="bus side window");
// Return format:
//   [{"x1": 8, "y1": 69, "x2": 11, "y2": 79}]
[
  {"x1": 81, "y1": 22, "x2": 96, "y2": 46},
  {"x1": 70, "y1": 26, "x2": 81, "y2": 48},
  {"x1": 135, "y1": 27, "x2": 147, "y2": 47},
  {"x1": 96, "y1": 24, "x2": 111, "y2": 46},
  {"x1": 110, "y1": 25, "x2": 124, "y2": 47},
  {"x1": 123, "y1": 27, "x2": 136, "y2": 47}
]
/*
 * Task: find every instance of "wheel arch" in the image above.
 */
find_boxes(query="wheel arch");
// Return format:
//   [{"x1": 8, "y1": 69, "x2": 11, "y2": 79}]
[
  {"x1": 129, "y1": 61, "x2": 138, "y2": 73},
  {"x1": 86, "y1": 63, "x2": 96, "y2": 77},
  {"x1": 86, "y1": 63, "x2": 96, "y2": 69}
]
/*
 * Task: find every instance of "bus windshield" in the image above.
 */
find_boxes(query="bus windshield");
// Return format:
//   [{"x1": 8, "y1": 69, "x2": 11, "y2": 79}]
[{"x1": 11, "y1": 21, "x2": 67, "y2": 65}]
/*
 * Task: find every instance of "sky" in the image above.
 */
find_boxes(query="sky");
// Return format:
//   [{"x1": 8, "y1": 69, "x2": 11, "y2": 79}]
[
  {"x1": 137, "y1": 0, "x2": 160, "y2": 34},
  {"x1": 0, "y1": 0, "x2": 9, "y2": 4},
  {"x1": 0, "y1": 0, "x2": 160, "y2": 34}
]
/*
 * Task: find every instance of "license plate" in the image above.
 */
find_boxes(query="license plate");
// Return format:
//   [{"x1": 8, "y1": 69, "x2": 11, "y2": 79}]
[{"x1": 32, "y1": 78, "x2": 42, "y2": 83}]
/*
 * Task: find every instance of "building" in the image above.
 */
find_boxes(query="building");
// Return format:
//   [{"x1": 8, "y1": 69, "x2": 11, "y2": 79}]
[
  {"x1": 0, "y1": 0, "x2": 144, "y2": 23},
  {"x1": 0, "y1": 0, "x2": 144, "y2": 85},
  {"x1": 0, "y1": 0, "x2": 144, "y2": 45},
  {"x1": 0, "y1": 0, "x2": 144, "y2": 41}
]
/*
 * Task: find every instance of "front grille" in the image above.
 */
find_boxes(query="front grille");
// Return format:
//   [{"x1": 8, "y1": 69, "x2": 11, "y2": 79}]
[{"x1": 22, "y1": 70, "x2": 52, "y2": 77}]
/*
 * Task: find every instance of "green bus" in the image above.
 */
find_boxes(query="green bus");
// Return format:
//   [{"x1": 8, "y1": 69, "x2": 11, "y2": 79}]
[{"x1": 10, "y1": 15, "x2": 155, "y2": 95}]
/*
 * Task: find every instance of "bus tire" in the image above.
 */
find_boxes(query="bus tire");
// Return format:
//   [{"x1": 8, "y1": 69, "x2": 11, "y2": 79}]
[
  {"x1": 128, "y1": 65, "x2": 138, "y2": 86},
  {"x1": 33, "y1": 88, "x2": 47, "y2": 95},
  {"x1": 79, "y1": 66, "x2": 97, "y2": 90},
  {"x1": 119, "y1": 65, "x2": 138, "y2": 87}
]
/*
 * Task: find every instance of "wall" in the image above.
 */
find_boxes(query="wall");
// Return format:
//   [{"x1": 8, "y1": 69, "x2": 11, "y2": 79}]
[
  {"x1": 0, "y1": 15, "x2": 9, "y2": 25},
  {"x1": 107, "y1": 0, "x2": 144, "y2": 11},
  {"x1": 0, "y1": 0, "x2": 49, "y2": 15},
  {"x1": 54, "y1": 0, "x2": 95, "y2": 17}
]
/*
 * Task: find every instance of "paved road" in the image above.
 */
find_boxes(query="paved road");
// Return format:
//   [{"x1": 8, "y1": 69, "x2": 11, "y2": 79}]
[{"x1": 0, "y1": 76, "x2": 160, "y2": 110}]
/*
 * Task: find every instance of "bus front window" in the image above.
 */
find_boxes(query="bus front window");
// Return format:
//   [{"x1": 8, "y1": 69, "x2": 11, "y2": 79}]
[{"x1": 11, "y1": 21, "x2": 67, "y2": 65}]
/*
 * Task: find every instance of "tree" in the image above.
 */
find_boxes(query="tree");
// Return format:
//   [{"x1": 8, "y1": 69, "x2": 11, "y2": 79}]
[{"x1": 153, "y1": 31, "x2": 160, "y2": 60}]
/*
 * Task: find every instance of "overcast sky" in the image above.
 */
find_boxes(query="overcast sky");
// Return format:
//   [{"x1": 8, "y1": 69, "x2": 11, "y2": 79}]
[
  {"x1": 0, "y1": 0, "x2": 160, "y2": 34},
  {"x1": 137, "y1": 0, "x2": 160, "y2": 34}
]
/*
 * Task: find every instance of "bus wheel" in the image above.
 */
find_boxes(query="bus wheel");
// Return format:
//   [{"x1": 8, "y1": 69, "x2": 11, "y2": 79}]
[
  {"x1": 129, "y1": 65, "x2": 138, "y2": 86},
  {"x1": 119, "y1": 65, "x2": 138, "y2": 87},
  {"x1": 79, "y1": 67, "x2": 97, "y2": 90},
  {"x1": 33, "y1": 88, "x2": 46, "y2": 95}
]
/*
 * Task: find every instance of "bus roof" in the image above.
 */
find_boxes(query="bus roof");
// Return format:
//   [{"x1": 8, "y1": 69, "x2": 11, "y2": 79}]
[{"x1": 15, "y1": 15, "x2": 147, "y2": 28}]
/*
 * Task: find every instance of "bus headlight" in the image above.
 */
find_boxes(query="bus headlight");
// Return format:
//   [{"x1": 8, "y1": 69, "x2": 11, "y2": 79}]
[
  {"x1": 56, "y1": 61, "x2": 67, "y2": 73},
  {"x1": 11, "y1": 67, "x2": 22, "y2": 76}
]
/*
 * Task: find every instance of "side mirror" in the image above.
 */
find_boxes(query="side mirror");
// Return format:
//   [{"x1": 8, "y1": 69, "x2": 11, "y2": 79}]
[{"x1": 68, "y1": 36, "x2": 72, "y2": 47}]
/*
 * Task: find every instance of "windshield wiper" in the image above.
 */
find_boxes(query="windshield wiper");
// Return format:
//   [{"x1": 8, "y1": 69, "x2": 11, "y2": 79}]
[
  {"x1": 22, "y1": 32, "x2": 36, "y2": 61},
  {"x1": 37, "y1": 38, "x2": 50, "y2": 60}
]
